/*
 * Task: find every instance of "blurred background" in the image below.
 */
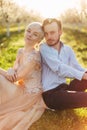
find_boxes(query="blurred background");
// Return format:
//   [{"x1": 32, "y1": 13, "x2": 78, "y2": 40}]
[
  {"x1": 0, "y1": 0, "x2": 87, "y2": 38},
  {"x1": 0, "y1": 0, "x2": 87, "y2": 85}
]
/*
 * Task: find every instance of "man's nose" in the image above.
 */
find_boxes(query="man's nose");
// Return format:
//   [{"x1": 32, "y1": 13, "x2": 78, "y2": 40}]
[{"x1": 47, "y1": 34, "x2": 51, "y2": 39}]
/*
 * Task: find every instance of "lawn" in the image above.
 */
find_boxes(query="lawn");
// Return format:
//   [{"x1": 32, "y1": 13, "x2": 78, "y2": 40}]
[{"x1": 0, "y1": 27, "x2": 87, "y2": 130}]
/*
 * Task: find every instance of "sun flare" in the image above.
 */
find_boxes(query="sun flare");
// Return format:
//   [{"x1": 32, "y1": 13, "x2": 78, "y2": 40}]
[{"x1": 14, "y1": 0, "x2": 80, "y2": 18}]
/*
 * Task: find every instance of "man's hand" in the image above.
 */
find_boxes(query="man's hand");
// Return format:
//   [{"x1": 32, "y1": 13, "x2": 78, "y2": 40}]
[{"x1": 82, "y1": 72, "x2": 87, "y2": 80}]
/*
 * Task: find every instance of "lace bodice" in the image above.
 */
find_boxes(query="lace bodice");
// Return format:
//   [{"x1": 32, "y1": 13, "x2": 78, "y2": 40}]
[{"x1": 22, "y1": 50, "x2": 42, "y2": 93}]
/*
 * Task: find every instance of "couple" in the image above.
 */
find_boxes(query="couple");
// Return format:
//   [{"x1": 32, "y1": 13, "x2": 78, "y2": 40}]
[{"x1": 0, "y1": 18, "x2": 87, "y2": 129}]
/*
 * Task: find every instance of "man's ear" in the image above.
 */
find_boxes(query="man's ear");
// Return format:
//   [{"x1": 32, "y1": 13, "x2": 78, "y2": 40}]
[{"x1": 59, "y1": 30, "x2": 62, "y2": 36}]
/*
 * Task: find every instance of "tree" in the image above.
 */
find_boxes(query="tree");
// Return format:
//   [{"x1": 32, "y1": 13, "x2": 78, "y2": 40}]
[
  {"x1": 79, "y1": 0, "x2": 87, "y2": 23},
  {"x1": 61, "y1": 8, "x2": 81, "y2": 23},
  {"x1": 0, "y1": 0, "x2": 16, "y2": 36}
]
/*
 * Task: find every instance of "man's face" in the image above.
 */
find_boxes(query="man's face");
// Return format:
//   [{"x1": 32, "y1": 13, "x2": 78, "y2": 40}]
[{"x1": 44, "y1": 22, "x2": 62, "y2": 46}]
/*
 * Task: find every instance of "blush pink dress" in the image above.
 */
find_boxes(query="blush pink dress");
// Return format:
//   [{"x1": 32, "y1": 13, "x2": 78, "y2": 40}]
[{"x1": 0, "y1": 50, "x2": 45, "y2": 130}]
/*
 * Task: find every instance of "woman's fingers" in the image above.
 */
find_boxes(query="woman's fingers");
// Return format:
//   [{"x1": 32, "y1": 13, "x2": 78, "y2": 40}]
[{"x1": 6, "y1": 68, "x2": 17, "y2": 82}]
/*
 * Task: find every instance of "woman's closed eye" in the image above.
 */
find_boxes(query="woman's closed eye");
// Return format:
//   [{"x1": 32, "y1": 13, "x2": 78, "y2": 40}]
[{"x1": 33, "y1": 32, "x2": 39, "y2": 37}]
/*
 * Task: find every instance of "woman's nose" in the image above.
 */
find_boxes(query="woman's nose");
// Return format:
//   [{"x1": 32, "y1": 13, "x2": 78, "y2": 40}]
[{"x1": 27, "y1": 32, "x2": 32, "y2": 37}]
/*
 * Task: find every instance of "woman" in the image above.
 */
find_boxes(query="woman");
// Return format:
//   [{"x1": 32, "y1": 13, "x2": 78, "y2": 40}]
[{"x1": 0, "y1": 22, "x2": 46, "y2": 130}]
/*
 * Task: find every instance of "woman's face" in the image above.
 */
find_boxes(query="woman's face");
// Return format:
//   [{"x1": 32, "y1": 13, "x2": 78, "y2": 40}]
[{"x1": 24, "y1": 23, "x2": 43, "y2": 46}]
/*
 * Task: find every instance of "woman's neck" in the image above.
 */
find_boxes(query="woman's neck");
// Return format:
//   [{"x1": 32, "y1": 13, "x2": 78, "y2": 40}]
[{"x1": 23, "y1": 46, "x2": 34, "y2": 53}]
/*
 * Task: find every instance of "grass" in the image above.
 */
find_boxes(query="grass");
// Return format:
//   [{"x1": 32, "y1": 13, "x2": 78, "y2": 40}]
[
  {"x1": 30, "y1": 109, "x2": 87, "y2": 130},
  {"x1": 0, "y1": 26, "x2": 87, "y2": 130}
]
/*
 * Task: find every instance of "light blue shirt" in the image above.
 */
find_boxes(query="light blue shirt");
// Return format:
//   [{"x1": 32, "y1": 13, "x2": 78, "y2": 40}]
[{"x1": 40, "y1": 42, "x2": 86, "y2": 91}]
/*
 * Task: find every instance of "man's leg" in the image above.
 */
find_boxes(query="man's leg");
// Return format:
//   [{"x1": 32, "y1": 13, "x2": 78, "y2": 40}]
[
  {"x1": 68, "y1": 79, "x2": 87, "y2": 91},
  {"x1": 42, "y1": 83, "x2": 87, "y2": 110}
]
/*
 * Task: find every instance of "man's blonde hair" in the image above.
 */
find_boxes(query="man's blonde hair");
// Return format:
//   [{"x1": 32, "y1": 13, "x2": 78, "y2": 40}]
[{"x1": 42, "y1": 18, "x2": 62, "y2": 31}]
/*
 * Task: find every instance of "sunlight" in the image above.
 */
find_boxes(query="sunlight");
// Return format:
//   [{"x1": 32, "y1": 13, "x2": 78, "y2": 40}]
[{"x1": 14, "y1": 0, "x2": 80, "y2": 18}]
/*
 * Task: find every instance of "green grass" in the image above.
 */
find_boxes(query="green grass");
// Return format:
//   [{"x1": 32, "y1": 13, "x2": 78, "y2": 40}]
[
  {"x1": 30, "y1": 109, "x2": 87, "y2": 130},
  {"x1": 0, "y1": 27, "x2": 87, "y2": 130},
  {"x1": 0, "y1": 30, "x2": 24, "y2": 69}
]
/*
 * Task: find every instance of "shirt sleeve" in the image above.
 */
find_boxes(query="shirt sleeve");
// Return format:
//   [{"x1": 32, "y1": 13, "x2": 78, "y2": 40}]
[
  {"x1": 68, "y1": 47, "x2": 86, "y2": 71},
  {"x1": 40, "y1": 44, "x2": 85, "y2": 80}
]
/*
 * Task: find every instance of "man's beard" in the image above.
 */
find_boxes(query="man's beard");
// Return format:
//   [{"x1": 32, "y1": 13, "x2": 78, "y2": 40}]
[{"x1": 48, "y1": 38, "x2": 60, "y2": 46}]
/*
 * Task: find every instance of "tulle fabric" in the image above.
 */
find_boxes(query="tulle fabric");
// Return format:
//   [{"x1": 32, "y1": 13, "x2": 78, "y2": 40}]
[
  {"x1": 0, "y1": 50, "x2": 45, "y2": 130},
  {"x1": 0, "y1": 89, "x2": 44, "y2": 130}
]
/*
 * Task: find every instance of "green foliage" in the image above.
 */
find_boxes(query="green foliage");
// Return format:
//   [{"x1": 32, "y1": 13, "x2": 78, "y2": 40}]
[
  {"x1": 0, "y1": 29, "x2": 24, "y2": 69},
  {"x1": 0, "y1": 46, "x2": 19, "y2": 69}
]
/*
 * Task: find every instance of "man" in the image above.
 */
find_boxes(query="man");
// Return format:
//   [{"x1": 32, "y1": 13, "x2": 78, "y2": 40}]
[{"x1": 40, "y1": 18, "x2": 87, "y2": 110}]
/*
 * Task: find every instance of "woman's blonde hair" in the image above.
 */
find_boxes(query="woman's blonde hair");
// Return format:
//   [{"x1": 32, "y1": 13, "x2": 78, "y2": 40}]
[{"x1": 25, "y1": 22, "x2": 44, "y2": 40}]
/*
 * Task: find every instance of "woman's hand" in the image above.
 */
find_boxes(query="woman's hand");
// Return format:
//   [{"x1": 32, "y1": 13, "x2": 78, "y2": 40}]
[{"x1": 6, "y1": 68, "x2": 17, "y2": 82}]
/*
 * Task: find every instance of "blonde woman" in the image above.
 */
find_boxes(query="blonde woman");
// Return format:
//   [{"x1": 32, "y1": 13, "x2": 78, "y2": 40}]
[{"x1": 0, "y1": 22, "x2": 46, "y2": 130}]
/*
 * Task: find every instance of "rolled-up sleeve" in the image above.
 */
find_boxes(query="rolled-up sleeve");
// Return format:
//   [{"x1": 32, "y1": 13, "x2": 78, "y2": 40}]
[{"x1": 69, "y1": 47, "x2": 86, "y2": 71}]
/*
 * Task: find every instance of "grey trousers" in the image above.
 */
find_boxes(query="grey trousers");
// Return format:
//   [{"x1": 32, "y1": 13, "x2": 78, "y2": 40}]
[{"x1": 42, "y1": 79, "x2": 87, "y2": 110}]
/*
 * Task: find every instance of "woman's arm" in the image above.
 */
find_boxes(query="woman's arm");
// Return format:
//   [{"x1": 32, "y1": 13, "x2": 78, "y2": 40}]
[
  {"x1": 0, "y1": 48, "x2": 23, "y2": 82},
  {"x1": 0, "y1": 68, "x2": 14, "y2": 82},
  {"x1": 6, "y1": 48, "x2": 23, "y2": 82},
  {"x1": 0, "y1": 68, "x2": 7, "y2": 77},
  {"x1": 13, "y1": 48, "x2": 23, "y2": 71}
]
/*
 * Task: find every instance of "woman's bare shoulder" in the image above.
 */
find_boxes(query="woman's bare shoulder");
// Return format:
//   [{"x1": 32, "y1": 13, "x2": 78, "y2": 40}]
[{"x1": 17, "y1": 48, "x2": 24, "y2": 55}]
